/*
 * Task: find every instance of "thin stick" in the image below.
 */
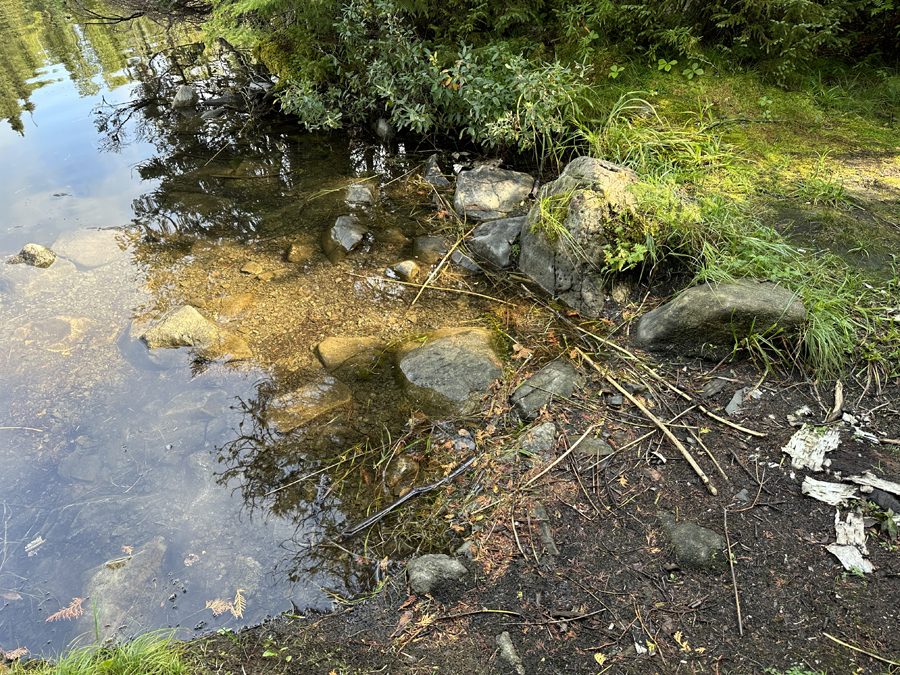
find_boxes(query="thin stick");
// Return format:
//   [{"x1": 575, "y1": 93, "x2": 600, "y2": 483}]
[
  {"x1": 346, "y1": 272, "x2": 514, "y2": 305},
  {"x1": 510, "y1": 504, "x2": 527, "y2": 558},
  {"x1": 823, "y1": 632, "x2": 900, "y2": 666},
  {"x1": 690, "y1": 431, "x2": 729, "y2": 481},
  {"x1": 523, "y1": 425, "x2": 596, "y2": 488},
  {"x1": 578, "y1": 349, "x2": 717, "y2": 496},
  {"x1": 724, "y1": 509, "x2": 743, "y2": 636},
  {"x1": 571, "y1": 324, "x2": 766, "y2": 437},
  {"x1": 0, "y1": 427, "x2": 43, "y2": 432},
  {"x1": 409, "y1": 225, "x2": 478, "y2": 308}
]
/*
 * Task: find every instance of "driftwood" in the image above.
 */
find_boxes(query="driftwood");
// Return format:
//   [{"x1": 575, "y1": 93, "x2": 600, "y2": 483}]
[{"x1": 337, "y1": 456, "x2": 476, "y2": 540}]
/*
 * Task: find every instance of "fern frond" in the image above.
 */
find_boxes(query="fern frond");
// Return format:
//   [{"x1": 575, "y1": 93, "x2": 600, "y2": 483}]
[{"x1": 231, "y1": 589, "x2": 246, "y2": 619}]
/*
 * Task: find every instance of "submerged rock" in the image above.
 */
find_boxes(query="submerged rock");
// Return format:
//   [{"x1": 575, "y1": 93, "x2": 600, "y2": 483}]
[
  {"x1": 453, "y1": 165, "x2": 534, "y2": 220},
  {"x1": 346, "y1": 184, "x2": 376, "y2": 204},
  {"x1": 140, "y1": 305, "x2": 251, "y2": 362},
  {"x1": 171, "y1": 84, "x2": 199, "y2": 109},
  {"x1": 322, "y1": 215, "x2": 368, "y2": 263},
  {"x1": 265, "y1": 374, "x2": 353, "y2": 432},
  {"x1": 407, "y1": 554, "x2": 467, "y2": 595},
  {"x1": 52, "y1": 228, "x2": 124, "y2": 269},
  {"x1": 396, "y1": 328, "x2": 502, "y2": 416},
  {"x1": 511, "y1": 361, "x2": 581, "y2": 418},
  {"x1": 7, "y1": 243, "x2": 56, "y2": 268},
  {"x1": 78, "y1": 536, "x2": 168, "y2": 645},
  {"x1": 315, "y1": 336, "x2": 386, "y2": 371},
  {"x1": 635, "y1": 281, "x2": 807, "y2": 358},
  {"x1": 286, "y1": 242, "x2": 314, "y2": 264},
  {"x1": 518, "y1": 157, "x2": 638, "y2": 317},
  {"x1": 412, "y1": 236, "x2": 448, "y2": 264},
  {"x1": 469, "y1": 216, "x2": 525, "y2": 268}
]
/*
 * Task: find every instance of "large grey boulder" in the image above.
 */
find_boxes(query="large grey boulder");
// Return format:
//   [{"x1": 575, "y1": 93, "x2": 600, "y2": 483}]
[
  {"x1": 511, "y1": 361, "x2": 581, "y2": 418},
  {"x1": 140, "y1": 305, "x2": 252, "y2": 362},
  {"x1": 518, "y1": 157, "x2": 638, "y2": 317},
  {"x1": 171, "y1": 84, "x2": 199, "y2": 109},
  {"x1": 322, "y1": 215, "x2": 368, "y2": 263},
  {"x1": 265, "y1": 374, "x2": 354, "y2": 432},
  {"x1": 453, "y1": 165, "x2": 534, "y2": 220},
  {"x1": 469, "y1": 216, "x2": 525, "y2": 268},
  {"x1": 7, "y1": 243, "x2": 56, "y2": 268},
  {"x1": 635, "y1": 281, "x2": 807, "y2": 358},
  {"x1": 396, "y1": 328, "x2": 502, "y2": 416},
  {"x1": 659, "y1": 511, "x2": 726, "y2": 570},
  {"x1": 407, "y1": 554, "x2": 467, "y2": 595}
]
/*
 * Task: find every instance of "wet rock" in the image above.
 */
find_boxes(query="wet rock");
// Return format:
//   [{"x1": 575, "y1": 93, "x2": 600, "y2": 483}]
[
  {"x1": 384, "y1": 455, "x2": 419, "y2": 489},
  {"x1": 53, "y1": 228, "x2": 124, "y2": 269},
  {"x1": 161, "y1": 389, "x2": 228, "y2": 422},
  {"x1": 347, "y1": 184, "x2": 376, "y2": 204},
  {"x1": 412, "y1": 236, "x2": 448, "y2": 264},
  {"x1": 77, "y1": 536, "x2": 168, "y2": 645},
  {"x1": 13, "y1": 316, "x2": 90, "y2": 353},
  {"x1": 388, "y1": 260, "x2": 420, "y2": 282},
  {"x1": 407, "y1": 554, "x2": 467, "y2": 595},
  {"x1": 635, "y1": 281, "x2": 807, "y2": 359},
  {"x1": 374, "y1": 227, "x2": 410, "y2": 246},
  {"x1": 511, "y1": 361, "x2": 581, "y2": 418},
  {"x1": 322, "y1": 215, "x2": 368, "y2": 263},
  {"x1": 469, "y1": 216, "x2": 525, "y2": 268},
  {"x1": 171, "y1": 84, "x2": 199, "y2": 109},
  {"x1": 240, "y1": 261, "x2": 263, "y2": 275},
  {"x1": 496, "y1": 632, "x2": 526, "y2": 675},
  {"x1": 286, "y1": 242, "x2": 313, "y2": 263},
  {"x1": 396, "y1": 328, "x2": 503, "y2": 416},
  {"x1": 373, "y1": 117, "x2": 395, "y2": 142},
  {"x1": 140, "y1": 305, "x2": 252, "y2": 362},
  {"x1": 265, "y1": 374, "x2": 354, "y2": 432},
  {"x1": 659, "y1": 511, "x2": 726, "y2": 570},
  {"x1": 423, "y1": 154, "x2": 450, "y2": 188},
  {"x1": 315, "y1": 336, "x2": 386, "y2": 371},
  {"x1": 218, "y1": 292, "x2": 256, "y2": 319},
  {"x1": 450, "y1": 250, "x2": 481, "y2": 274},
  {"x1": 453, "y1": 165, "x2": 534, "y2": 220},
  {"x1": 7, "y1": 243, "x2": 56, "y2": 268},
  {"x1": 200, "y1": 107, "x2": 226, "y2": 120},
  {"x1": 519, "y1": 157, "x2": 638, "y2": 317}
]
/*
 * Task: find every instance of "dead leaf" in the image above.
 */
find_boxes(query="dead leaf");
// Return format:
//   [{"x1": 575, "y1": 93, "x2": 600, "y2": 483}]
[
  {"x1": 390, "y1": 610, "x2": 414, "y2": 638},
  {"x1": 0, "y1": 592, "x2": 22, "y2": 601},
  {"x1": 618, "y1": 476, "x2": 629, "y2": 488}
]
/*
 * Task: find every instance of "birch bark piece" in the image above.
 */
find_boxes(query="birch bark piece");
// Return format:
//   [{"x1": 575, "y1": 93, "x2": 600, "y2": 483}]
[
  {"x1": 825, "y1": 509, "x2": 873, "y2": 574},
  {"x1": 781, "y1": 425, "x2": 841, "y2": 471},
  {"x1": 801, "y1": 477, "x2": 859, "y2": 506},
  {"x1": 847, "y1": 471, "x2": 900, "y2": 496}
]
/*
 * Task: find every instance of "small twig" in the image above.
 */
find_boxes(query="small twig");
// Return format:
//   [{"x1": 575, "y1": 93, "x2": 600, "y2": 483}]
[
  {"x1": 724, "y1": 509, "x2": 743, "y2": 636},
  {"x1": 409, "y1": 226, "x2": 478, "y2": 308},
  {"x1": 346, "y1": 272, "x2": 514, "y2": 305},
  {"x1": 434, "y1": 609, "x2": 522, "y2": 622},
  {"x1": 824, "y1": 380, "x2": 844, "y2": 424},
  {"x1": 578, "y1": 349, "x2": 716, "y2": 496},
  {"x1": 823, "y1": 633, "x2": 900, "y2": 666},
  {"x1": 523, "y1": 425, "x2": 597, "y2": 488},
  {"x1": 510, "y1": 504, "x2": 527, "y2": 558},
  {"x1": 0, "y1": 427, "x2": 43, "y2": 432},
  {"x1": 689, "y1": 430, "x2": 729, "y2": 481}
]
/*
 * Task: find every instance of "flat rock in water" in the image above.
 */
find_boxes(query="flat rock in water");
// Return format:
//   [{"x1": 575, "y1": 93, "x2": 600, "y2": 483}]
[
  {"x1": 511, "y1": 361, "x2": 581, "y2": 418},
  {"x1": 518, "y1": 157, "x2": 638, "y2": 317},
  {"x1": 407, "y1": 554, "x2": 467, "y2": 595},
  {"x1": 322, "y1": 215, "x2": 368, "y2": 263},
  {"x1": 265, "y1": 374, "x2": 353, "y2": 432},
  {"x1": 346, "y1": 184, "x2": 376, "y2": 204},
  {"x1": 52, "y1": 228, "x2": 124, "y2": 269},
  {"x1": 77, "y1": 536, "x2": 168, "y2": 645},
  {"x1": 469, "y1": 216, "x2": 525, "y2": 268},
  {"x1": 659, "y1": 511, "x2": 725, "y2": 570},
  {"x1": 171, "y1": 84, "x2": 199, "y2": 109},
  {"x1": 412, "y1": 236, "x2": 448, "y2": 264},
  {"x1": 635, "y1": 281, "x2": 806, "y2": 358},
  {"x1": 453, "y1": 165, "x2": 534, "y2": 220},
  {"x1": 140, "y1": 305, "x2": 251, "y2": 362},
  {"x1": 396, "y1": 328, "x2": 502, "y2": 416},
  {"x1": 286, "y1": 243, "x2": 313, "y2": 263},
  {"x1": 315, "y1": 336, "x2": 386, "y2": 371},
  {"x1": 7, "y1": 243, "x2": 56, "y2": 268}
]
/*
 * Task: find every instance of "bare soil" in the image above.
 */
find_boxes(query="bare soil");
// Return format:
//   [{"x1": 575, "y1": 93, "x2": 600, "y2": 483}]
[{"x1": 184, "y1": 348, "x2": 900, "y2": 675}]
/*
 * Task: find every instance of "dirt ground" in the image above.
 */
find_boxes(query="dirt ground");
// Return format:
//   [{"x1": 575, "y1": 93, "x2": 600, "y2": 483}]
[{"x1": 183, "y1": 342, "x2": 900, "y2": 675}]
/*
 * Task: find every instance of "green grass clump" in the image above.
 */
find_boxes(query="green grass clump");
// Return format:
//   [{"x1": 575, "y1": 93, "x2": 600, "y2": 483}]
[{"x1": 6, "y1": 633, "x2": 188, "y2": 675}]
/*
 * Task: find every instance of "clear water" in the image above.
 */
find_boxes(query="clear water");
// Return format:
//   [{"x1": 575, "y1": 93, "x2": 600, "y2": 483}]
[{"x1": 0, "y1": 0, "x2": 457, "y2": 656}]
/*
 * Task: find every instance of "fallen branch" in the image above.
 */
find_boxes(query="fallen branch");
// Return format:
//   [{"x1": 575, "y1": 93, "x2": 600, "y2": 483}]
[
  {"x1": 337, "y1": 456, "x2": 476, "y2": 540},
  {"x1": 409, "y1": 225, "x2": 478, "y2": 309},
  {"x1": 346, "y1": 272, "x2": 514, "y2": 305},
  {"x1": 523, "y1": 425, "x2": 596, "y2": 488},
  {"x1": 823, "y1": 632, "x2": 900, "y2": 666},
  {"x1": 578, "y1": 349, "x2": 717, "y2": 496},
  {"x1": 724, "y1": 509, "x2": 743, "y2": 636}
]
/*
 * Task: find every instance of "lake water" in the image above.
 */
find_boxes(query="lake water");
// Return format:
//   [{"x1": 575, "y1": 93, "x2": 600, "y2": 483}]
[{"x1": 0, "y1": 0, "x2": 478, "y2": 657}]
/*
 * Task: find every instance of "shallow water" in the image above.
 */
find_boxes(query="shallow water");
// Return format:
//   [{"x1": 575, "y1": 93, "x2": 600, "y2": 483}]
[{"x1": 0, "y1": 1, "x2": 479, "y2": 657}]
